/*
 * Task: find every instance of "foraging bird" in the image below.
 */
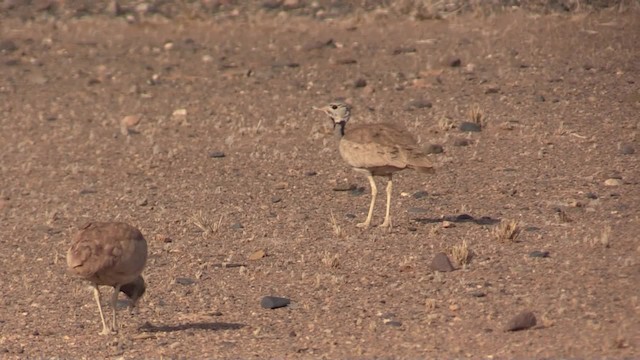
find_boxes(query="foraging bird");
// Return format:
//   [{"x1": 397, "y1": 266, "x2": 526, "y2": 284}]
[
  {"x1": 67, "y1": 222, "x2": 148, "y2": 335},
  {"x1": 314, "y1": 102, "x2": 434, "y2": 229}
]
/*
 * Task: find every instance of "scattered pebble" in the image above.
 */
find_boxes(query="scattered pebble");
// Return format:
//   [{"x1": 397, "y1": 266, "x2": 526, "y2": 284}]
[
  {"x1": 459, "y1": 121, "x2": 482, "y2": 132},
  {"x1": 271, "y1": 196, "x2": 282, "y2": 203},
  {"x1": 453, "y1": 138, "x2": 471, "y2": 147},
  {"x1": 175, "y1": 277, "x2": 196, "y2": 286},
  {"x1": 248, "y1": 249, "x2": 266, "y2": 261},
  {"x1": 585, "y1": 192, "x2": 598, "y2": 199},
  {"x1": 0, "y1": 39, "x2": 18, "y2": 53},
  {"x1": 604, "y1": 178, "x2": 623, "y2": 186},
  {"x1": 209, "y1": 151, "x2": 225, "y2": 158},
  {"x1": 392, "y1": 47, "x2": 416, "y2": 55},
  {"x1": 620, "y1": 144, "x2": 635, "y2": 155},
  {"x1": 431, "y1": 252, "x2": 455, "y2": 272},
  {"x1": 529, "y1": 250, "x2": 550, "y2": 258},
  {"x1": 412, "y1": 190, "x2": 429, "y2": 199},
  {"x1": 305, "y1": 171, "x2": 317, "y2": 176},
  {"x1": 425, "y1": 144, "x2": 443, "y2": 154},
  {"x1": 505, "y1": 311, "x2": 537, "y2": 331},
  {"x1": 442, "y1": 221, "x2": 455, "y2": 228},
  {"x1": 406, "y1": 99, "x2": 432, "y2": 110},
  {"x1": 261, "y1": 296, "x2": 290, "y2": 309},
  {"x1": 448, "y1": 57, "x2": 462, "y2": 67},
  {"x1": 470, "y1": 291, "x2": 486, "y2": 298},
  {"x1": 353, "y1": 78, "x2": 367, "y2": 88},
  {"x1": 384, "y1": 320, "x2": 403, "y2": 327},
  {"x1": 137, "y1": 198, "x2": 148, "y2": 206}
]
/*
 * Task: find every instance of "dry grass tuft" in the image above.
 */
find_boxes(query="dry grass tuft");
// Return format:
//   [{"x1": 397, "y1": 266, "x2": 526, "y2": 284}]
[
  {"x1": 321, "y1": 251, "x2": 340, "y2": 268},
  {"x1": 329, "y1": 211, "x2": 343, "y2": 237},
  {"x1": 189, "y1": 211, "x2": 223, "y2": 235},
  {"x1": 493, "y1": 219, "x2": 522, "y2": 242},
  {"x1": 437, "y1": 115, "x2": 455, "y2": 131},
  {"x1": 450, "y1": 240, "x2": 471, "y2": 267},
  {"x1": 468, "y1": 104, "x2": 487, "y2": 128}
]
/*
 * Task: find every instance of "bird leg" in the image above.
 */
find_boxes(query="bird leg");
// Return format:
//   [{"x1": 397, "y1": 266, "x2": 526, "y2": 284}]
[
  {"x1": 92, "y1": 285, "x2": 111, "y2": 335},
  {"x1": 357, "y1": 174, "x2": 377, "y2": 228},
  {"x1": 380, "y1": 175, "x2": 393, "y2": 229},
  {"x1": 110, "y1": 285, "x2": 121, "y2": 334}
]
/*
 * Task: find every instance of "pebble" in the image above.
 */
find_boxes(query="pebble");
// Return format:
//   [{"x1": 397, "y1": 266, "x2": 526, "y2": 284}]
[
  {"x1": 620, "y1": 144, "x2": 635, "y2": 155},
  {"x1": 0, "y1": 39, "x2": 18, "y2": 53},
  {"x1": 305, "y1": 171, "x2": 317, "y2": 176},
  {"x1": 529, "y1": 250, "x2": 550, "y2": 258},
  {"x1": 412, "y1": 190, "x2": 429, "y2": 199},
  {"x1": 271, "y1": 196, "x2": 282, "y2": 203},
  {"x1": 261, "y1": 296, "x2": 291, "y2": 309},
  {"x1": 604, "y1": 178, "x2": 623, "y2": 186},
  {"x1": 392, "y1": 47, "x2": 416, "y2": 55},
  {"x1": 484, "y1": 86, "x2": 500, "y2": 94},
  {"x1": 448, "y1": 57, "x2": 462, "y2": 67},
  {"x1": 333, "y1": 184, "x2": 356, "y2": 192},
  {"x1": 585, "y1": 192, "x2": 598, "y2": 199},
  {"x1": 248, "y1": 249, "x2": 266, "y2": 261},
  {"x1": 209, "y1": 151, "x2": 225, "y2": 158},
  {"x1": 456, "y1": 214, "x2": 474, "y2": 221},
  {"x1": 137, "y1": 198, "x2": 148, "y2": 206},
  {"x1": 406, "y1": 99, "x2": 432, "y2": 110},
  {"x1": 431, "y1": 252, "x2": 455, "y2": 272},
  {"x1": 425, "y1": 144, "x2": 443, "y2": 154},
  {"x1": 505, "y1": 311, "x2": 537, "y2": 331},
  {"x1": 353, "y1": 78, "x2": 367, "y2": 88},
  {"x1": 459, "y1": 121, "x2": 482, "y2": 132},
  {"x1": 442, "y1": 221, "x2": 455, "y2": 228},
  {"x1": 175, "y1": 277, "x2": 196, "y2": 286},
  {"x1": 453, "y1": 138, "x2": 471, "y2": 147},
  {"x1": 385, "y1": 320, "x2": 402, "y2": 327}
]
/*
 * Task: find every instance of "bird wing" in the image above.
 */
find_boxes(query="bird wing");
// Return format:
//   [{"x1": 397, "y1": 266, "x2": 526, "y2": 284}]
[
  {"x1": 66, "y1": 222, "x2": 147, "y2": 282},
  {"x1": 340, "y1": 123, "x2": 433, "y2": 171}
]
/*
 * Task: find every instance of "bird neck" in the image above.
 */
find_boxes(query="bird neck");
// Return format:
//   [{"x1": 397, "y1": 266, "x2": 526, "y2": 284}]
[{"x1": 334, "y1": 121, "x2": 346, "y2": 138}]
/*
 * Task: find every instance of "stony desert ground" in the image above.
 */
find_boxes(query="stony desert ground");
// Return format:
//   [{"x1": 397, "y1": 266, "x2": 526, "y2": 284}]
[{"x1": 0, "y1": 1, "x2": 639, "y2": 358}]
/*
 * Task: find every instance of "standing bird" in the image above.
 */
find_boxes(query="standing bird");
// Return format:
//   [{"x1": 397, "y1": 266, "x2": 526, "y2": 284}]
[
  {"x1": 314, "y1": 102, "x2": 434, "y2": 229},
  {"x1": 67, "y1": 222, "x2": 148, "y2": 335}
]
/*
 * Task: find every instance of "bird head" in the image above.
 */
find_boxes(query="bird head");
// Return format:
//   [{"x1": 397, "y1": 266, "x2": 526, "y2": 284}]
[
  {"x1": 313, "y1": 102, "x2": 351, "y2": 128},
  {"x1": 120, "y1": 275, "x2": 146, "y2": 310}
]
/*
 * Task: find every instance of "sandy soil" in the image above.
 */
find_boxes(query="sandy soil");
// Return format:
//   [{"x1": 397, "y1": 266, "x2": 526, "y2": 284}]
[{"x1": 0, "y1": 2, "x2": 639, "y2": 358}]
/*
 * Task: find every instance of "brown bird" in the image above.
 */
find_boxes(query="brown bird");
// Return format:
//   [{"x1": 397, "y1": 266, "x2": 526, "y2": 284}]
[
  {"x1": 314, "y1": 102, "x2": 434, "y2": 229},
  {"x1": 67, "y1": 222, "x2": 148, "y2": 335}
]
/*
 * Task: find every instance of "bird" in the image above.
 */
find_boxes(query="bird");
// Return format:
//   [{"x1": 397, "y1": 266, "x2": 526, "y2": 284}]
[
  {"x1": 314, "y1": 102, "x2": 434, "y2": 229},
  {"x1": 67, "y1": 221, "x2": 148, "y2": 335}
]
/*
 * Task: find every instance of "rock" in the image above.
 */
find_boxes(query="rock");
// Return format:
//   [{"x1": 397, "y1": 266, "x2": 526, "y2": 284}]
[
  {"x1": 459, "y1": 121, "x2": 482, "y2": 132},
  {"x1": 470, "y1": 291, "x2": 486, "y2": 298},
  {"x1": 453, "y1": 138, "x2": 470, "y2": 147},
  {"x1": 209, "y1": 151, "x2": 225, "y2": 158},
  {"x1": 585, "y1": 192, "x2": 598, "y2": 199},
  {"x1": 384, "y1": 320, "x2": 402, "y2": 327},
  {"x1": 304, "y1": 171, "x2": 317, "y2": 176},
  {"x1": 0, "y1": 39, "x2": 18, "y2": 53},
  {"x1": 448, "y1": 57, "x2": 461, "y2": 67},
  {"x1": 261, "y1": 296, "x2": 290, "y2": 309},
  {"x1": 441, "y1": 221, "x2": 455, "y2": 228},
  {"x1": 412, "y1": 190, "x2": 428, "y2": 199},
  {"x1": 604, "y1": 178, "x2": 623, "y2": 186},
  {"x1": 336, "y1": 58, "x2": 357, "y2": 65},
  {"x1": 484, "y1": 86, "x2": 500, "y2": 94},
  {"x1": 620, "y1": 144, "x2": 635, "y2": 155},
  {"x1": 137, "y1": 198, "x2": 148, "y2": 206},
  {"x1": 353, "y1": 78, "x2": 367, "y2": 88},
  {"x1": 175, "y1": 277, "x2": 196, "y2": 286},
  {"x1": 262, "y1": 0, "x2": 282, "y2": 9},
  {"x1": 248, "y1": 249, "x2": 266, "y2": 261},
  {"x1": 505, "y1": 311, "x2": 537, "y2": 331},
  {"x1": 425, "y1": 144, "x2": 443, "y2": 154},
  {"x1": 529, "y1": 250, "x2": 550, "y2": 258},
  {"x1": 406, "y1": 99, "x2": 432, "y2": 110},
  {"x1": 392, "y1": 47, "x2": 416, "y2": 55},
  {"x1": 271, "y1": 196, "x2": 282, "y2": 203},
  {"x1": 333, "y1": 184, "x2": 356, "y2": 192},
  {"x1": 456, "y1": 214, "x2": 474, "y2": 221},
  {"x1": 431, "y1": 252, "x2": 455, "y2": 272}
]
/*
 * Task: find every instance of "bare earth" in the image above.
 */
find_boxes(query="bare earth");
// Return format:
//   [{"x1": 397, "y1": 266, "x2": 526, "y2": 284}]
[{"x1": 0, "y1": 4, "x2": 639, "y2": 359}]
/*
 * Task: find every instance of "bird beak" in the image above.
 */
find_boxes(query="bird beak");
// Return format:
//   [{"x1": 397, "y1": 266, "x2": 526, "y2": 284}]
[{"x1": 312, "y1": 106, "x2": 328, "y2": 114}]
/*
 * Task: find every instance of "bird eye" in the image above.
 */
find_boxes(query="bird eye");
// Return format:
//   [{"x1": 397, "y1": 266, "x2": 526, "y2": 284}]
[{"x1": 331, "y1": 105, "x2": 338, "y2": 110}]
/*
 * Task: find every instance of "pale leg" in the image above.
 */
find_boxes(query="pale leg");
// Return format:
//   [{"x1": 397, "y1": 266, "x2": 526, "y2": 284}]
[
  {"x1": 380, "y1": 176, "x2": 393, "y2": 229},
  {"x1": 92, "y1": 285, "x2": 111, "y2": 335},
  {"x1": 357, "y1": 174, "x2": 377, "y2": 228},
  {"x1": 110, "y1": 285, "x2": 121, "y2": 334}
]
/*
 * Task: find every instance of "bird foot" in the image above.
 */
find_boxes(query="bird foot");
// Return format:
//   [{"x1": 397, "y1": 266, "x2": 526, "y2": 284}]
[
  {"x1": 356, "y1": 222, "x2": 371, "y2": 228},
  {"x1": 380, "y1": 222, "x2": 392, "y2": 229},
  {"x1": 99, "y1": 328, "x2": 117, "y2": 336}
]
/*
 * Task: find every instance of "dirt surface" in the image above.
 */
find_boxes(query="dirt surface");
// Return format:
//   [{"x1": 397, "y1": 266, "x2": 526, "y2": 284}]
[{"x1": 1, "y1": 3, "x2": 639, "y2": 359}]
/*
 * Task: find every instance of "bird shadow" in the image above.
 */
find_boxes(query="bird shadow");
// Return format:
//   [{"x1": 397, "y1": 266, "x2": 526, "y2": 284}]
[
  {"x1": 139, "y1": 321, "x2": 245, "y2": 333},
  {"x1": 411, "y1": 213, "x2": 500, "y2": 226}
]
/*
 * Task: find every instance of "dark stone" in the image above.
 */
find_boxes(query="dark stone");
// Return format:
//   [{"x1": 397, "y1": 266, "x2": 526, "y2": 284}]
[
  {"x1": 412, "y1": 191, "x2": 429, "y2": 199},
  {"x1": 425, "y1": 144, "x2": 443, "y2": 154},
  {"x1": 209, "y1": 151, "x2": 225, "y2": 158},
  {"x1": 0, "y1": 40, "x2": 17, "y2": 53},
  {"x1": 456, "y1": 214, "x2": 474, "y2": 221},
  {"x1": 529, "y1": 250, "x2": 550, "y2": 258},
  {"x1": 431, "y1": 252, "x2": 455, "y2": 272},
  {"x1": 505, "y1": 311, "x2": 537, "y2": 331},
  {"x1": 470, "y1": 291, "x2": 486, "y2": 298},
  {"x1": 175, "y1": 277, "x2": 196, "y2": 285},
  {"x1": 354, "y1": 78, "x2": 367, "y2": 88},
  {"x1": 261, "y1": 296, "x2": 290, "y2": 309},
  {"x1": 385, "y1": 321, "x2": 402, "y2": 327},
  {"x1": 304, "y1": 171, "x2": 317, "y2": 176},
  {"x1": 79, "y1": 188, "x2": 97, "y2": 195},
  {"x1": 585, "y1": 192, "x2": 598, "y2": 199},
  {"x1": 406, "y1": 99, "x2": 432, "y2": 110},
  {"x1": 271, "y1": 196, "x2": 282, "y2": 203},
  {"x1": 453, "y1": 138, "x2": 470, "y2": 147},
  {"x1": 459, "y1": 121, "x2": 482, "y2": 132},
  {"x1": 620, "y1": 144, "x2": 635, "y2": 155},
  {"x1": 448, "y1": 57, "x2": 461, "y2": 67},
  {"x1": 484, "y1": 86, "x2": 500, "y2": 94},
  {"x1": 336, "y1": 58, "x2": 357, "y2": 65},
  {"x1": 537, "y1": 95, "x2": 546, "y2": 102}
]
